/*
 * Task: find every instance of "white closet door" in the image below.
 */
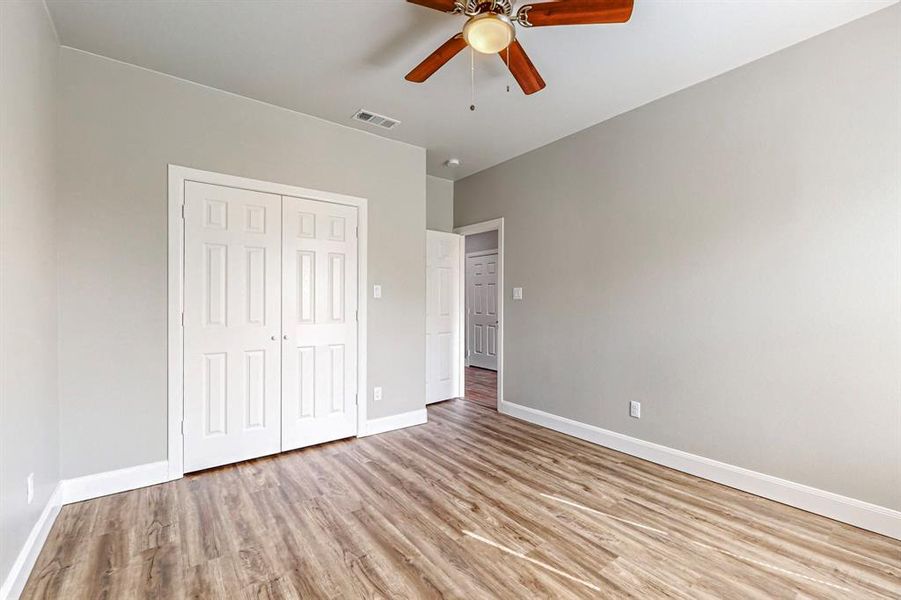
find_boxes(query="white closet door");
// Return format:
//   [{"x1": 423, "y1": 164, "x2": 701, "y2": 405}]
[
  {"x1": 466, "y1": 253, "x2": 498, "y2": 370},
  {"x1": 282, "y1": 196, "x2": 358, "y2": 450},
  {"x1": 183, "y1": 182, "x2": 282, "y2": 472},
  {"x1": 426, "y1": 231, "x2": 462, "y2": 404}
]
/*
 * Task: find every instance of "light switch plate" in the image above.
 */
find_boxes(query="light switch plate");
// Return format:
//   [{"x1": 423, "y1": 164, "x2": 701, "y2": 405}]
[
  {"x1": 373, "y1": 284, "x2": 382, "y2": 298},
  {"x1": 513, "y1": 287, "x2": 523, "y2": 300}
]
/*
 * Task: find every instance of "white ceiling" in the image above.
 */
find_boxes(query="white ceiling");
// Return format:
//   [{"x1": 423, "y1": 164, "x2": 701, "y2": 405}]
[{"x1": 47, "y1": 0, "x2": 895, "y2": 179}]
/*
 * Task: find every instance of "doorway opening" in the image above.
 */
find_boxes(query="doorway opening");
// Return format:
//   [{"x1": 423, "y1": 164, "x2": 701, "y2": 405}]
[{"x1": 455, "y1": 219, "x2": 504, "y2": 411}]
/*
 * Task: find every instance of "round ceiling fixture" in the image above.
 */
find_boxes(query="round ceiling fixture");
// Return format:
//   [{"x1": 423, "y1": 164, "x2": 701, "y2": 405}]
[{"x1": 462, "y1": 13, "x2": 515, "y2": 54}]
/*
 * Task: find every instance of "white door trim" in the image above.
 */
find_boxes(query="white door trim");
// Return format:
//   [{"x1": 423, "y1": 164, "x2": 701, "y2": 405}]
[
  {"x1": 168, "y1": 165, "x2": 368, "y2": 480},
  {"x1": 454, "y1": 218, "x2": 504, "y2": 406},
  {"x1": 457, "y1": 237, "x2": 466, "y2": 394}
]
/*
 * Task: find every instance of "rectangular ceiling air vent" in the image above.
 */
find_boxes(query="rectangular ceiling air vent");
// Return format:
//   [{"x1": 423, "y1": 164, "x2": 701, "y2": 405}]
[{"x1": 352, "y1": 109, "x2": 400, "y2": 130}]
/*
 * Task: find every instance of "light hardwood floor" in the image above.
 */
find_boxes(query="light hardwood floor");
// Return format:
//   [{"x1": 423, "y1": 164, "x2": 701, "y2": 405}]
[
  {"x1": 463, "y1": 366, "x2": 497, "y2": 410},
  {"x1": 22, "y1": 400, "x2": 900, "y2": 599}
]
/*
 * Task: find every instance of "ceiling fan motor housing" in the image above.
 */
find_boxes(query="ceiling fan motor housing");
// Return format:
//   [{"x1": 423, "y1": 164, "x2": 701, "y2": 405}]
[{"x1": 456, "y1": 1, "x2": 515, "y2": 17}]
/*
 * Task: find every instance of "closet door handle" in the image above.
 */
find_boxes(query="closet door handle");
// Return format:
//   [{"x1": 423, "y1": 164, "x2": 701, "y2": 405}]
[{"x1": 270, "y1": 335, "x2": 278, "y2": 341}]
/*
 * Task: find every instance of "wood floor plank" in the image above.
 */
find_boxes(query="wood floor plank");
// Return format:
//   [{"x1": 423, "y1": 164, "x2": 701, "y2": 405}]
[
  {"x1": 21, "y1": 399, "x2": 901, "y2": 599},
  {"x1": 463, "y1": 366, "x2": 497, "y2": 409}
]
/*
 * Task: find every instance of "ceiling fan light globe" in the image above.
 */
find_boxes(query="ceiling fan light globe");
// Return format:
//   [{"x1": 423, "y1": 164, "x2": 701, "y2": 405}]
[{"x1": 463, "y1": 13, "x2": 515, "y2": 54}]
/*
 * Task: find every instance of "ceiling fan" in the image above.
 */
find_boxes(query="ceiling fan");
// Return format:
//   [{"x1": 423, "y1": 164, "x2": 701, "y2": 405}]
[{"x1": 405, "y1": 0, "x2": 634, "y2": 95}]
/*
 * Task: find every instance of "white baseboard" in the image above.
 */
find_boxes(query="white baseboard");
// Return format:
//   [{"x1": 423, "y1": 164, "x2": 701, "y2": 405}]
[
  {"x1": 500, "y1": 400, "x2": 901, "y2": 540},
  {"x1": 0, "y1": 483, "x2": 62, "y2": 600},
  {"x1": 359, "y1": 408, "x2": 428, "y2": 437},
  {"x1": 2, "y1": 462, "x2": 169, "y2": 599},
  {"x1": 60, "y1": 461, "x2": 170, "y2": 505}
]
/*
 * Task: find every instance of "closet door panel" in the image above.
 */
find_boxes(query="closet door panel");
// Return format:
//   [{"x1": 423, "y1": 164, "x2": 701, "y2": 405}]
[
  {"x1": 282, "y1": 196, "x2": 358, "y2": 450},
  {"x1": 183, "y1": 182, "x2": 282, "y2": 472}
]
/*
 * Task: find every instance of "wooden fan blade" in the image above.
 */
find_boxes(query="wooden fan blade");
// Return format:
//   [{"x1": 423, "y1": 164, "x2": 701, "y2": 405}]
[
  {"x1": 406, "y1": 0, "x2": 459, "y2": 12},
  {"x1": 520, "y1": 0, "x2": 634, "y2": 27},
  {"x1": 405, "y1": 34, "x2": 467, "y2": 83},
  {"x1": 501, "y1": 40, "x2": 546, "y2": 95}
]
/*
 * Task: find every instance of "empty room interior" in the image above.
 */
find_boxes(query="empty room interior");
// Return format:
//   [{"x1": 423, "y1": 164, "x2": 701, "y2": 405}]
[{"x1": 2, "y1": 0, "x2": 900, "y2": 598}]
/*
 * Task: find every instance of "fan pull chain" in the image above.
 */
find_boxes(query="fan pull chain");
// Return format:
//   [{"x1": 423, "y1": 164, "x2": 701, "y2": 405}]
[
  {"x1": 470, "y1": 46, "x2": 476, "y2": 111},
  {"x1": 506, "y1": 45, "x2": 511, "y2": 93}
]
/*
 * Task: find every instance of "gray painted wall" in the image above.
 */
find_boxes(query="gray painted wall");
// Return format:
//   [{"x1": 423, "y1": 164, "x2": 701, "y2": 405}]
[
  {"x1": 455, "y1": 6, "x2": 900, "y2": 509},
  {"x1": 0, "y1": 0, "x2": 60, "y2": 582},
  {"x1": 426, "y1": 175, "x2": 454, "y2": 232},
  {"x1": 465, "y1": 231, "x2": 498, "y2": 254},
  {"x1": 58, "y1": 48, "x2": 426, "y2": 478}
]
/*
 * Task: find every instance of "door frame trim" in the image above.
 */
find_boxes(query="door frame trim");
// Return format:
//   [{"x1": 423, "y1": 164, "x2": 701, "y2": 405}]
[
  {"x1": 167, "y1": 165, "x2": 368, "y2": 480},
  {"x1": 454, "y1": 218, "x2": 504, "y2": 406}
]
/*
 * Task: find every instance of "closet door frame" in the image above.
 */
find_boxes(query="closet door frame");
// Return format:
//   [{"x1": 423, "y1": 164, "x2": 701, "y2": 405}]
[{"x1": 167, "y1": 165, "x2": 368, "y2": 481}]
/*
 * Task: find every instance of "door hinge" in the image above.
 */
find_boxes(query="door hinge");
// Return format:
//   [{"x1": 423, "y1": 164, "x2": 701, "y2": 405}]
[
  {"x1": 180, "y1": 311, "x2": 184, "y2": 327},
  {"x1": 180, "y1": 420, "x2": 184, "y2": 435},
  {"x1": 355, "y1": 309, "x2": 359, "y2": 322},
  {"x1": 355, "y1": 226, "x2": 359, "y2": 238},
  {"x1": 180, "y1": 205, "x2": 185, "y2": 219}
]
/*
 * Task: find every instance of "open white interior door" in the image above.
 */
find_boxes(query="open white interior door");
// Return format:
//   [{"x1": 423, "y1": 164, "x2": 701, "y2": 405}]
[{"x1": 426, "y1": 230, "x2": 463, "y2": 404}]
